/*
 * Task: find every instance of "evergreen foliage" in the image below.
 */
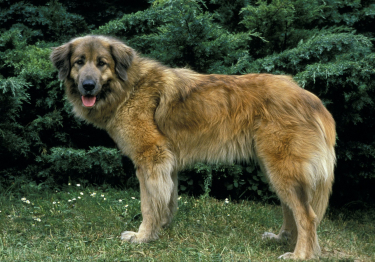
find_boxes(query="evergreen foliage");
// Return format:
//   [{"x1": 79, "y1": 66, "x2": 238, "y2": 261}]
[{"x1": 0, "y1": 0, "x2": 374, "y2": 205}]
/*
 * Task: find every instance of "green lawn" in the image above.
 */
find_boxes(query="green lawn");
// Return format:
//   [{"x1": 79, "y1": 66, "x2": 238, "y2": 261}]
[{"x1": 0, "y1": 184, "x2": 374, "y2": 261}]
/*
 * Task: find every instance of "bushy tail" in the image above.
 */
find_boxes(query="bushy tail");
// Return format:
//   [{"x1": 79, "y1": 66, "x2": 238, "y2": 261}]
[
  {"x1": 311, "y1": 171, "x2": 334, "y2": 224},
  {"x1": 311, "y1": 126, "x2": 336, "y2": 224}
]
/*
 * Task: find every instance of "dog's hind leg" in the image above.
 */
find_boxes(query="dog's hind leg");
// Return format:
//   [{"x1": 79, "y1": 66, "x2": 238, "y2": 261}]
[
  {"x1": 121, "y1": 146, "x2": 175, "y2": 243},
  {"x1": 262, "y1": 202, "x2": 297, "y2": 246},
  {"x1": 162, "y1": 170, "x2": 178, "y2": 228},
  {"x1": 276, "y1": 184, "x2": 320, "y2": 260},
  {"x1": 256, "y1": 127, "x2": 322, "y2": 259},
  {"x1": 262, "y1": 164, "x2": 321, "y2": 259}
]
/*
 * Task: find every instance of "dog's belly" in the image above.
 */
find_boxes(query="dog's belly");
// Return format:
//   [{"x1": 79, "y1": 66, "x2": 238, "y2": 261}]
[{"x1": 171, "y1": 124, "x2": 257, "y2": 169}]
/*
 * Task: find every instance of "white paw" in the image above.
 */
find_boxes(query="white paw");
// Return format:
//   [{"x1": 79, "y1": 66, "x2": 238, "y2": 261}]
[
  {"x1": 262, "y1": 232, "x2": 278, "y2": 240},
  {"x1": 278, "y1": 252, "x2": 295, "y2": 259},
  {"x1": 120, "y1": 231, "x2": 137, "y2": 242},
  {"x1": 120, "y1": 231, "x2": 158, "y2": 243},
  {"x1": 262, "y1": 231, "x2": 291, "y2": 243}
]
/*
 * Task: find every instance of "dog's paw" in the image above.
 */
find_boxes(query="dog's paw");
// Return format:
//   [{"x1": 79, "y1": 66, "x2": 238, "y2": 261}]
[
  {"x1": 262, "y1": 232, "x2": 278, "y2": 240},
  {"x1": 262, "y1": 231, "x2": 291, "y2": 243},
  {"x1": 120, "y1": 231, "x2": 138, "y2": 242},
  {"x1": 120, "y1": 231, "x2": 157, "y2": 243},
  {"x1": 278, "y1": 252, "x2": 296, "y2": 259}
]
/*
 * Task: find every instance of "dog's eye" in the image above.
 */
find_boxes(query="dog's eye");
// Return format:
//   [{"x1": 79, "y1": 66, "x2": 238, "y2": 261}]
[
  {"x1": 98, "y1": 61, "x2": 106, "y2": 67},
  {"x1": 76, "y1": 60, "x2": 84, "y2": 65}
]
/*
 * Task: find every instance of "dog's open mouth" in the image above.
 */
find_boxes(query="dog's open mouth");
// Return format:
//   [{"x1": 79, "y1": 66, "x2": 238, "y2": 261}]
[{"x1": 82, "y1": 95, "x2": 97, "y2": 108}]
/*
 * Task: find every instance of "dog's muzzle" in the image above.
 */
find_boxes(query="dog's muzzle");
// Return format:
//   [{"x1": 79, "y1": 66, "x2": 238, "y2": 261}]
[{"x1": 80, "y1": 79, "x2": 98, "y2": 108}]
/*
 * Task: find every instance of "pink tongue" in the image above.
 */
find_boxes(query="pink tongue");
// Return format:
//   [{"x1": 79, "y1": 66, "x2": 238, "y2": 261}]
[{"x1": 82, "y1": 96, "x2": 96, "y2": 107}]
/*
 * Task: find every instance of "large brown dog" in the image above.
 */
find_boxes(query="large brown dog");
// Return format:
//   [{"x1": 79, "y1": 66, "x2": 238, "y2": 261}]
[{"x1": 51, "y1": 35, "x2": 335, "y2": 259}]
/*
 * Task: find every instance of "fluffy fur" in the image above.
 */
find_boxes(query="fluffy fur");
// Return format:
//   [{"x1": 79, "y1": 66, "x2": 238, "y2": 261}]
[{"x1": 51, "y1": 35, "x2": 336, "y2": 260}]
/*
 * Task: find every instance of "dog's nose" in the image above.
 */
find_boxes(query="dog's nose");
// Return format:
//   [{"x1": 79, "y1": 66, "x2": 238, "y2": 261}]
[{"x1": 82, "y1": 80, "x2": 96, "y2": 91}]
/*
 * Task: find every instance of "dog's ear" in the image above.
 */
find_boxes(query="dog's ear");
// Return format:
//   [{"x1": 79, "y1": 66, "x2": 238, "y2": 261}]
[
  {"x1": 110, "y1": 41, "x2": 135, "y2": 81},
  {"x1": 50, "y1": 43, "x2": 71, "y2": 81}
]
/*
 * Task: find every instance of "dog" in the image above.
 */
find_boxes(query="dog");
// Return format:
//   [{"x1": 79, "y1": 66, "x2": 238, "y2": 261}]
[{"x1": 51, "y1": 35, "x2": 335, "y2": 259}]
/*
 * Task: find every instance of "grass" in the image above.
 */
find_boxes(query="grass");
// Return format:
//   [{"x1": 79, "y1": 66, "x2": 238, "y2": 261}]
[{"x1": 0, "y1": 184, "x2": 374, "y2": 261}]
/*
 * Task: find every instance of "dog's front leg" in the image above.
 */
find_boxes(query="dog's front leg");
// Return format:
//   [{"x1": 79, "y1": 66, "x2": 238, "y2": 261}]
[{"x1": 121, "y1": 147, "x2": 175, "y2": 243}]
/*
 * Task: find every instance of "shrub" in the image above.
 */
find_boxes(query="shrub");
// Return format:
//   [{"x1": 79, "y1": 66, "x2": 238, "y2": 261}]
[{"x1": 1, "y1": 0, "x2": 374, "y2": 205}]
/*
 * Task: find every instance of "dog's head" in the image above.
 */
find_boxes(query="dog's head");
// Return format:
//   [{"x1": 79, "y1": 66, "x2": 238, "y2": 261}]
[{"x1": 50, "y1": 35, "x2": 135, "y2": 108}]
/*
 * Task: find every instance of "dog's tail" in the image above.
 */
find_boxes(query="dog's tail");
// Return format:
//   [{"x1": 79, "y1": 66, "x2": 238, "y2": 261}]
[
  {"x1": 311, "y1": 169, "x2": 334, "y2": 224},
  {"x1": 310, "y1": 114, "x2": 336, "y2": 224}
]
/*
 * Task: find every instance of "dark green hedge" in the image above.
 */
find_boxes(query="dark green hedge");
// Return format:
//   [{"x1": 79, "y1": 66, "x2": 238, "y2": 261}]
[{"x1": 1, "y1": 0, "x2": 374, "y2": 205}]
